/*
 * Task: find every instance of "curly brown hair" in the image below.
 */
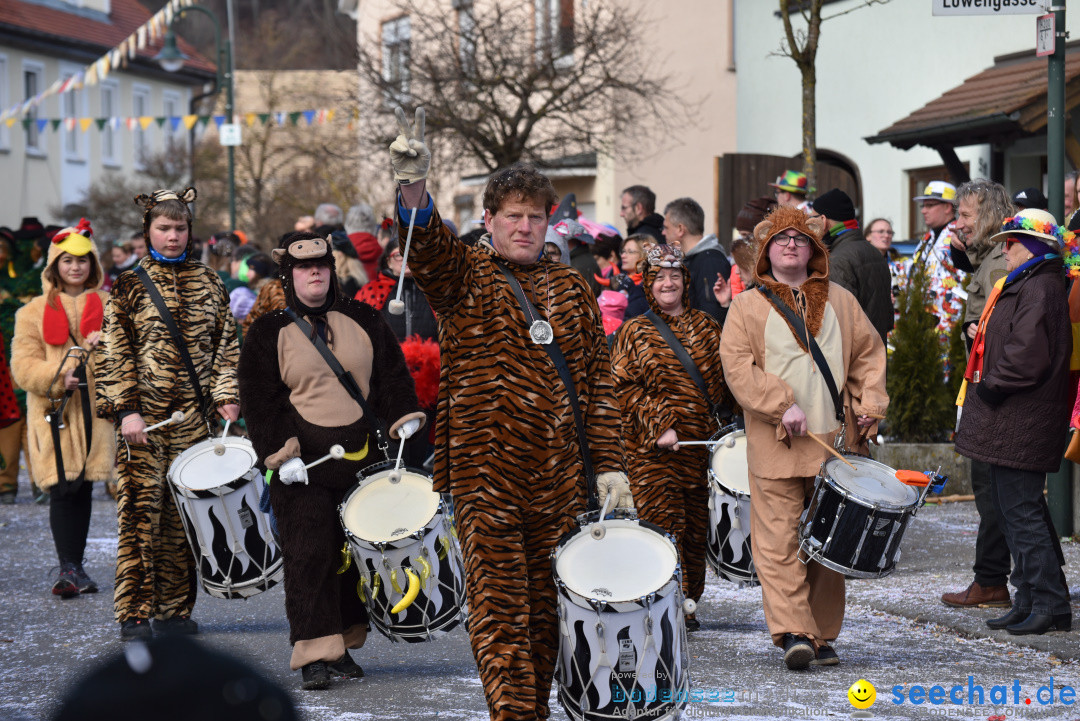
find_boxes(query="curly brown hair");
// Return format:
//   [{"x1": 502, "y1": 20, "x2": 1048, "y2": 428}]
[{"x1": 482, "y1": 163, "x2": 558, "y2": 217}]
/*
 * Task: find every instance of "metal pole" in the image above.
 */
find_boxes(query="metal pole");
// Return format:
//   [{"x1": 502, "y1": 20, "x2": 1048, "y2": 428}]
[
  {"x1": 1047, "y1": 2, "x2": 1072, "y2": 537},
  {"x1": 225, "y1": 38, "x2": 236, "y2": 231}
]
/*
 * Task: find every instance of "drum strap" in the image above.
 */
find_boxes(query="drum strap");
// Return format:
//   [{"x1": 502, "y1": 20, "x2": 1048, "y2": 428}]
[
  {"x1": 284, "y1": 308, "x2": 390, "y2": 457},
  {"x1": 494, "y1": 260, "x2": 597, "y2": 512},
  {"x1": 757, "y1": 286, "x2": 844, "y2": 423},
  {"x1": 135, "y1": 266, "x2": 212, "y2": 423},
  {"x1": 47, "y1": 334, "x2": 94, "y2": 497},
  {"x1": 643, "y1": 310, "x2": 731, "y2": 426}
]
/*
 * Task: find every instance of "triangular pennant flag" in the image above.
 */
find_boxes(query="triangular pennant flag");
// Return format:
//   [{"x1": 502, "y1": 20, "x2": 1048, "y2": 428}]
[
  {"x1": 273, "y1": 112, "x2": 286, "y2": 127},
  {"x1": 139, "y1": 116, "x2": 153, "y2": 130},
  {"x1": 183, "y1": 114, "x2": 198, "y2": 130},
  {"x1": 288, "y1": 112, "x2": 301, "y2": 126},
  {"x1": 95, "y1": 118, "x2": 107, "y2": 130},
  {"x1": 258, "y1": 113, "x2": 270, "y2": 126},
  {"x1": 197, "y1": 116, "x2": 210, "y2": 128},
  {"x1": 85, "y1": 64, "x2": 98, "y2": 86},
  {"x1": 5, "y1": 118, "x2": 16, "y2": 128},
  {"x1": 21, "y1": 118, "x2": 31, "y2": 130},
  {"x1": 170, "y1": 117, "x2": 181, "y2": 131},
  {"x1": 137, "y1": 24, "x2": 147, "y2": 50},
  {"x1": 37, "y1": 119, "x2": 48, "y2": 133},
  {"x1": 79, "y1": 118, "x2": 93, "y2": 132},
  {"x1": 245, "y1": 113, "x2": 256, "y2": 127},
  {"x1": 155, "y1": 117, "x2": 167, "y2": 128},
  {"x1": 109, "y1": 117, "x2": 121, "y2": 130},
  {"x1": 51, "y1": 119, "x2": 62, "y2": 131},
  {"x1": 302, "y1": 110, "x2": 316, "y2": 126},
  {"x1": 127, "y1": 117, "x2": 139, "y2": 131},
  {"x1": 63, "y1": 117, "x2": 75, "y2": 131},
  {"x1": 213, "y1": 115, "x2": 226, "y2": 128}
]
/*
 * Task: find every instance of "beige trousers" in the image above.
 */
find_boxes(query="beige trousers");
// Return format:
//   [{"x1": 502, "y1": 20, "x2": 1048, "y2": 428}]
[{"x1": 749, "y1": 472, "x2": 845, "y2": 647}]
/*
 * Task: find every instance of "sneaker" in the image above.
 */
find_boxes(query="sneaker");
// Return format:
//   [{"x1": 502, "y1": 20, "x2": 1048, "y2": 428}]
[
  {"x1": 152, "y1": 616, "x2": 199, "y2": 635},
  {"x1": 51, "y1": 563, "x2": 79, "y2": 599},
  {"x1": 810, "y1": 643, "x2": 839, "y2": 666},
  {"x1": 0, "y1": 491, "x2": 14, "y2": 505},
  {"x1": 120, "y1": 618, "x2": 153, "y2": 641},
  {"x1": 73, "y1": 563, "x2": 98, "y2": 594},
  {"x1": 328, "y1": 653, "x2": 364, "y2": 678},
  {"x1": 301, "y1": 661, "x2": 331, "y2": 690},
  {"x1": 782, "y1": 634, "x2": 815, "y2": 671}
]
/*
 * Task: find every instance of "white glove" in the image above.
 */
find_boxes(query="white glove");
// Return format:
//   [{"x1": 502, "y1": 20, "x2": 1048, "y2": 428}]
[
  {"x1": 596, "y1": 471, "x2": 634, "y2": 510},
  {"x1": 398, "y1": 418, "x2": 421, "y2": 440},
  {"x1": 389, "y1": 107, "x2": 430, "y2": 185},
  {"x1": 279, "y1": 457, "x2": 309, "y2": 486}
]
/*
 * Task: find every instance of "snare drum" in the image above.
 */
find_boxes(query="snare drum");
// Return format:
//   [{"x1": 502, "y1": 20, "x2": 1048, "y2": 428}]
[
  {"x1": 168, "y1": 435, "x2": 283, "y2": 599},
  {"x1": 799, "y1": 456, "x2": 920, "y2": 579},
  {"x1": 339, "y1": 461, "x2": 466, "y2": 643},
  {"x1": 554, "y1": 509, "x2": 690, "y2": 721},
  {"x1": 706, "y1": 429, "x2": 758, "y2": 587}
]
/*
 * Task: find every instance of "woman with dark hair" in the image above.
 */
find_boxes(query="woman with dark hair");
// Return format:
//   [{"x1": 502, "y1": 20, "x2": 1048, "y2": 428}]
[
  {"x1": 239, "y1": 230, "x2": 424, "y2": 689},
  {"x1": 12, "y1": 219, "x2": 115, "y2": 597}
]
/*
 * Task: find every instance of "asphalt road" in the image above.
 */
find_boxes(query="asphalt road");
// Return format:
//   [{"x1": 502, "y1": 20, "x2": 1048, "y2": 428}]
[{"x1": 1, "y1": 472, "x2": 1077, "y2": 721}]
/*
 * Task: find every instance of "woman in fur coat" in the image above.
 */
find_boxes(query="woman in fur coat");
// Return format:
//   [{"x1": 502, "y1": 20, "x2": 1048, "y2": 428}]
[{"x1": 11, "y1": 219, "x2": 115, "y2": 597}]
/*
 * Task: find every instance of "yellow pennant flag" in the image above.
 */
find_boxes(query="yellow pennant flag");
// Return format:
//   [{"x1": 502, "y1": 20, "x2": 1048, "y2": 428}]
[
  {"x1": 79, "y1": 118, "x2": 93, "y2": 132},
  {"x1": 326, "y1": 109, "x2": 335, "y2": 123},
  {"x1": 245, "y1": 113, "x2": 257, "y2": 127},
  {"x1": 139, "y1": 116, "x2": 154, "y2": 130},
  {"x1": 4, "y1": 118, "x2": 15, "y2": 128},
  {"x1": 182, "y1": 114, "x2": 198, "y2": 130}
]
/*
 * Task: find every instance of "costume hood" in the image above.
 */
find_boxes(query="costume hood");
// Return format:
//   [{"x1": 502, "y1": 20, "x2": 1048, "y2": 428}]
[{"x1": 642, "y1": 245, "x2": 692, "y2": 317}]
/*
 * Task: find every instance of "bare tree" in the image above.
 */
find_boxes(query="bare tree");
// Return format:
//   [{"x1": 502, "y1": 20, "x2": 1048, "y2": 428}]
[
  {"x1": 776, "y1": 0, "x2": 890, "y2": 193},
  {"x1": 355, "y1": 0, "x2": 693, "y2": 174}
]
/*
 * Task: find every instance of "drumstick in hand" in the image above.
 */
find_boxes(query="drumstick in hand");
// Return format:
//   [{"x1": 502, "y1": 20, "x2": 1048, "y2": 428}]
[{"x1": 806, "y1": 431, "x2": 857, "y2": 470}]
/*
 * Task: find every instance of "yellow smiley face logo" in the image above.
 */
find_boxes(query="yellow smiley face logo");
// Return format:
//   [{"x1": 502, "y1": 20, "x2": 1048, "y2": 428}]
[{"x1": 848, "y1": 679, "x2": 876, "y2": 709}]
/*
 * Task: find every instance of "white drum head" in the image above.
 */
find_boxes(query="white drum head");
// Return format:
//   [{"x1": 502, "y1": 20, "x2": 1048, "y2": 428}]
[
  {"x1": 170, "y1": 438, "x2": 257, "y2": 492},
  {"x1": 710, "y1": 431, "x2": 750, "y2": 495},
  {"x1": 825, "y1": 457, "x2": 919, "y2": 507},
  {"x1": 556, "y1": 521, "x2": 677, "y2": 603},
  {"x1": 342, "y1": 471, "x2": 440, "y2": 543}
]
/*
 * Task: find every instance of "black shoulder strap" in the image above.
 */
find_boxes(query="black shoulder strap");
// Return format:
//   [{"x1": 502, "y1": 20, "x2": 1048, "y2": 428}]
[
  {"x1": 284, "y1": 308, "x2": 389, "y2": 456},
  {"x1": 643, "y1": 310, "x2": 728, "y2": 423},
  {"x1": 757, "y1": 285, "x2": 844, "y2": 422},
  {"x1": 135, "y1": 266, "x2": 210, "y2": 421},
  {"x1": 494, "y1": 260, "x2": 597, "y2": 512}
]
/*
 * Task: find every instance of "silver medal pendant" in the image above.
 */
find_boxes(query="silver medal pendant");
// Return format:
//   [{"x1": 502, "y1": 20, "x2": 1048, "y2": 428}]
[{"x1": 530, "y1": 319, "x2": 554, "y2": 345}]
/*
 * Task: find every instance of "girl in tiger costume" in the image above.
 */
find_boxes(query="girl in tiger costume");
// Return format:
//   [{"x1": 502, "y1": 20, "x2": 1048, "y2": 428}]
[
  {"x1": 390, "y1": 110, "x2": 631, "y2": 721},
  {"x1": 609, "y1": 245, "x2": 733, "y2": 630},
  {"x1": 11, "y1": 219, "x2": 115, "y2": 598},
  {"x1": 96, "y1": 188, "x2": 240, "y2": 641}
]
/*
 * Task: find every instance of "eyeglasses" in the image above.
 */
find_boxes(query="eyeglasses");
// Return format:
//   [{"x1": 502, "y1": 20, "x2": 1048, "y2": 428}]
[
  {"x1": 772, "y1": 233, "x2": 811, "y2": 247},
  {"x1": 1004, "y1": 237, "x2": 1022, "y2": 250},
  {"x1": 870, "y1": 228, "x2": 895, "y2": 236}
]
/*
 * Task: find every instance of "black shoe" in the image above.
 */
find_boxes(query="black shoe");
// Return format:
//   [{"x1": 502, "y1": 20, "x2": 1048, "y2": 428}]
[
  {"x1": 51, "y1": 563, "x2": 79, "y2": 599},
  {"x1": 328, "y1": 653, "x2": 364, "y2": 678},
  {"x1": 152, "y1": 615, "x2": 199, "y2": 635},
  {"x1": 987, "y1": 607, "x2": 1031, "y2": 630},
  {"x1": 810, "y1": 643, "x2": 839, "y2": 666},
  {"x1": 685, "y1": 614, "x2": 701, "y2": 632},
  {"x1": 0, "y1": 491, "x2": 14, "y2": 505},
  {"x1": 1006, "y1": 612, "x2": 1072, "y2": 636},
  {"x1": 120, "y1": 618, "x2": 153, "y2": 641},
  {"x1": 782, "y1": 634, "x2": 815, "y2": 671},
  {"x1": 301, "y1": 661, "x2": 331, "y2": 690},
  {"x1": 72, "y1": 563, "x2": 98, "y2": 594}
]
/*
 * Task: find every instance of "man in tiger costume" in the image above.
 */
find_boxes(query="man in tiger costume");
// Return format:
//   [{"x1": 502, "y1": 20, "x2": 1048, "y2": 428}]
[
  {"x1": 390, "y1": 108, "x2": 631, "y2": 720},
  {"x1": 96, "y1": 188, "x2": 240, "y2": 641}
]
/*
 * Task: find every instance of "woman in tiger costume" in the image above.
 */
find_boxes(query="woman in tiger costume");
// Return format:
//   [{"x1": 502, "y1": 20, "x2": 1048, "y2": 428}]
[
  {"x1": 96, "y1": 188, "x2": 240, "y2": 641},
  {"x1": 609, "y1": 245, "x2": 732, "y2": 631},
  {"x1": 391, "y1": 109, "x2": 630, "y2": 721},
  {"x1": 11, "y1": 219, "x2": 114, "y2": 598}
]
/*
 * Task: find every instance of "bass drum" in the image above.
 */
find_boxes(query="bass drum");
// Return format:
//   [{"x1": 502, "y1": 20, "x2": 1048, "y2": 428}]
[{"x1": 706, "y1": 429, "x2": 757, "y2": 586}]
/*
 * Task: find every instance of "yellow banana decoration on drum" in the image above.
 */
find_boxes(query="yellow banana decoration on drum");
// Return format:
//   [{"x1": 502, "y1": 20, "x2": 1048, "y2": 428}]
[
  {"x1": 415, "y1": 556, "x2": 432, "y2": 587},
  {"x1": 358, "y1": 573, "x2": 380, "y2": 603},
  {"x1": 390, "y1": 568, "x2": 420, "y2": 614},
  {"x1": 336, "y1": 543, "x2": 352, "y2": 574}
]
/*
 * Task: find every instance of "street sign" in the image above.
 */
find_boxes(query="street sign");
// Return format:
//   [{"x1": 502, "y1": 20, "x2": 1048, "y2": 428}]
[
  {"x1": 1036, "y1": 12, "x2": 1055, "y2": 57},
  {"x1": 933, "y1": 0, "x2": 1049, "y2": 16},
  {"x1": 219, "y1": 123, "x2": 242, "y2": 146}
]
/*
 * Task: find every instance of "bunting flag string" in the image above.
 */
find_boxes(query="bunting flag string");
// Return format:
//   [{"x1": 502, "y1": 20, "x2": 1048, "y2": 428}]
[
  {"x1": 0, "y1": 0, "x2": 197, "y2": 122},
  {"x1": 3, "y1": 108, "x2": 353, "y2": 136}
]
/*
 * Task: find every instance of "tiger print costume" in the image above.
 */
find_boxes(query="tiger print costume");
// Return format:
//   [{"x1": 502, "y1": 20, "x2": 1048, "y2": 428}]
[
  {"x1": 96, "y1": 255, "x2": 239, "y2": 624},
  {"x1": 610, "y1": 251, "x2": 731, "y2": 606},
  {"x1": 401, "y1": 201, "x2": 624, "y2": 721}
]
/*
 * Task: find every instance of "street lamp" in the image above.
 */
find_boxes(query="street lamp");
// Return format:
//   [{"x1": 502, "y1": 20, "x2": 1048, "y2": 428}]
[{"x1": 154, "y1": 6, "x2": 236, "y2": 231}]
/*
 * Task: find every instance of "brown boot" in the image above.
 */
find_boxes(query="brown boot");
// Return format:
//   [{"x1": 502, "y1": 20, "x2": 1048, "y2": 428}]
[{"x1": 941, "y1": 581, "x2": 1011, "y2": 608}]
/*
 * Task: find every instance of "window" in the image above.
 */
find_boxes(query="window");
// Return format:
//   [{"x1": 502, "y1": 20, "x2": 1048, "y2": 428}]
[
  {"x1": 453, "y1": 0, "x2": 476, "y2": 76},
  {"x1": 534, "y1": 0, "x2": 573, "y2": 65},
  {"x1": 132, "y1": 85, "x2": 151, "y2": 169},
  {"x1": 60, "y1": 66, "x2": 86, "y2": 161},
  {"x1": 381, "y1": 16, "x2": 411, "y2": 103},
  {"x1": 0, "y1": 56, "x2": 8, "y2": 150},
  {"x1": 23, "y1": 62, "x2": 44, "y2": 154},
  {"x1": 100, "y1": 82, "x2": 118, "y2": 165},
  {"x1": 162, "y1": 90, "x2": 182, "y2": 151}
]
